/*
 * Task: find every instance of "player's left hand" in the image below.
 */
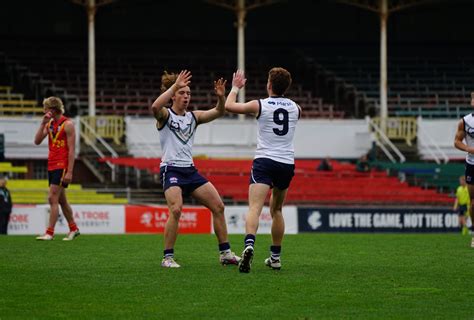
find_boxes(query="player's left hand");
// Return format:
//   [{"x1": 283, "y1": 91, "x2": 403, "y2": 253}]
[
  {"x1": 232, "y1": 69, "x2": 247, "y2": 89},
  {"x1": 214, "y1": 78, "x2": 227, "y2": 97},
  {"x1": 63, "y1": 172, "x2": 73, "y2": 184}
]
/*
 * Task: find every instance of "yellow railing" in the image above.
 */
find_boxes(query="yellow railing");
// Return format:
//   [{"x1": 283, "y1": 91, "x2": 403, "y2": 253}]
[
  {"x1": 81, "y1": 116, "x2": 124, "y2": 145},
  {"x1": 372, "y1": 117, "x2": 417, "y2": 146},
  {"x1": 0, "y1": 162, "x2": 28, "y2": 173},
  {"x1": 7, "y1": 179, "x2": 127, "y2": 204}
]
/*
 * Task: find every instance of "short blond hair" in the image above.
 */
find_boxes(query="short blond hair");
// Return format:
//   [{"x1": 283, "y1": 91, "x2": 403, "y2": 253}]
[{"x1": 43, "y1": 96, "x2": 65, "y2": 114}]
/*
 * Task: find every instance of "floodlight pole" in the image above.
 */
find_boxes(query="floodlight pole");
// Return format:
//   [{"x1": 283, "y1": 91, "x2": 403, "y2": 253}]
[
  {"x1": 205, "y1": 0, "x2": 279, "y2": 120},
  {"x1": 380, "y1": 0, "x2": 388, "y2": 133},
  {"x1": 87, "y1": 0, "x2": 96, "y2": 117},
  {"x1": 237, "y1": 0, "x2": 246, "y2": 105},
  {"x1": 337, "y1": 0, "x2": 430, "y2": 132},
  {"x1": 72, "y1": 0, "x2": 115, "y2": 117}
]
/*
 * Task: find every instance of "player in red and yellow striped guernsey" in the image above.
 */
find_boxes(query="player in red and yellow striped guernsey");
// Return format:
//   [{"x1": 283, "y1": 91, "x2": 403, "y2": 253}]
[{"x1": 34, "y1": 97, "x2": 80, "y2": 241}]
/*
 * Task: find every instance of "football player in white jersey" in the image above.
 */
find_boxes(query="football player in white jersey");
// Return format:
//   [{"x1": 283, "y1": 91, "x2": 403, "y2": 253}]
[
  {"x1": 225, "y1": 68, "x2": 301, "y2": 273},
  {"x1": 151, "y1": 70, "x2": 240, "y2": 268},
  {"x1": 454, "y1": 91, "x2": 474, "y2": 247}
]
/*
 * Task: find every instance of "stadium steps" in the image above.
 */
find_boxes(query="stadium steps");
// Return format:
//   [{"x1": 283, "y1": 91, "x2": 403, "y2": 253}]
[
  {"x1": 374, "y1": 161, "x2": 464, "y2": 193},
  {"x1": 8, "y1": 179, "x2": 127, "y2": 204},
  {"x1": 0, "y1": 85, "x2": 42, "y2": 116},
  {"x1": 100, "y1": 157, "x2": 452, "y2": 205},
  {"x1": 0, "y1": 162, "x2": 28, "y2": 173}
]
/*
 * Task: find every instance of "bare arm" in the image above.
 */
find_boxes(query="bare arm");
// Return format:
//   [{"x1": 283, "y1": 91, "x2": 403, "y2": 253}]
[
  {"x1": 194, "y1": 78, "x2": 226, "y2": 125},
  {"x1": 150, "y1": 70, "x2": 192, "y2": 126},
  {"x1": 34, "y1": 112, "x2": 52, "y2": 145},
  {"x1": 63, "y1": 121, "x2": 76, "y2": 184},
  {"x1": 224, "y1": 69, "x2": 259, "y2": 115},
  {"x1": 454, "y1": 119, "x2": 474, "y2": 153}
]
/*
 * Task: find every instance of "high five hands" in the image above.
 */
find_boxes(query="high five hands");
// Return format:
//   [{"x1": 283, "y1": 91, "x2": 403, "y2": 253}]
[
  {"x1": 175, "y1": 70, "x2": 192, "y2": 91},
  {"x1": 232, "y1": 69, "x2": 247, "y2": 89},
  {"x1": 214, "y1": 78, "x2": 227, "y2": 97}
]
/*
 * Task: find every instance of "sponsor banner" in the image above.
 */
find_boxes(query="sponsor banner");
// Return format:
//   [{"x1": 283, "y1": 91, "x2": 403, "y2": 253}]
[
  {"x1": 125, "y1": 205, "x2": 212, "y2": 234},
  {"x1": 298, "y1": 207, "x2": 460, "y2": 233},
  {"x1": 38, "y1": 205, "x2": 125, "y2": 234},
  {"x1": 8, "y1": 206, "x2": 46, "y2": 235},
  {"x1": 222, "y1": 206, "x2": 298, "y2": 234}
]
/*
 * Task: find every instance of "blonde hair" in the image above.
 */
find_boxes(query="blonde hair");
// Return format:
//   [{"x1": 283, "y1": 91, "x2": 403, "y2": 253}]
[
  {"x1": 43, "y1": 96, "x2": 65, "y2": 114},
  {"x1": 161, "y1": 71, "x2": 178, "y2": 93}
]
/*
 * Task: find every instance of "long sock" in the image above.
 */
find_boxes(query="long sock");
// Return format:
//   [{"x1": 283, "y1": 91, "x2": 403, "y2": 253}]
[
  {"x1": 244, "y1": 234, "x2": 256, "y2": 248},
  {"x1": 46, "y1": 227, "x2": 54, "y2": 236},
  {"x1": 270, "y1": 245, "x2": 281, "y2": 261},
  {"x1": 163, "y1": 248, "x2": 174, "y2": 259},
  {"x1": 219, "y1": 242, "x2": 230, "y2": 254},
  {"x1": 68, "y1": 222, "x2": 78, "y2": 232}
]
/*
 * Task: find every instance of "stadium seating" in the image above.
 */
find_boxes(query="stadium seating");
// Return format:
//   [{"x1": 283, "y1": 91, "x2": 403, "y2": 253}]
[
  {"x1": 309, "y1": 52, "x2": 472, "y2": 118},
  {"x1": 101, "y1": 157, "x2": 452, "y2": 205},
  {"x1": 0, "y1": 162, "x2": 27, "y2": 173},
  {"x1": 375, "y1": 161, "x2": 464, "y2": 193},
  {"x1": 0, "y1": 41, "x2": 341, "y2": 118},
  {"x1": 8, "y1": 179, "x2": 127, "y2": 204},
  {"x1": 0, "y1": 85, "x2": 42, "y2": 116}
]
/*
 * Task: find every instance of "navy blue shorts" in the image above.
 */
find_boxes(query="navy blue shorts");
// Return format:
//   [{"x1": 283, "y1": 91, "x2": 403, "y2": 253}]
[
  {"x1": 160, "y1": 165, "x2": 208, "y2": 195},
  {"x1": 458, "y1": 204, "x2": 468, "y2": 216},
  {"x1": 48, "y1": 169, "x2": 68, "y2": 188},
  {"x1": 466, "y1": 163, "x2": 474, "y2": 185},
  {"x1": 249, "y1": 158, "x2": 295, "y2": 190}
]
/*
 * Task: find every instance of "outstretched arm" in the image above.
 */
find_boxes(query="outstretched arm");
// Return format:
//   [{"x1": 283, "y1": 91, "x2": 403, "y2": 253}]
[
  {"x1": 225, "y1": 69, "x2": 259, "y2": 115},
  {"x1": 150, "y1": 70, "x2": 192, "y2": 124},
  {"x1": 454, "y1": 119, "x2": 473, "y2": 153},
  {"x1": 194, "y1": 78, "x2": 227, "y2": 125}
]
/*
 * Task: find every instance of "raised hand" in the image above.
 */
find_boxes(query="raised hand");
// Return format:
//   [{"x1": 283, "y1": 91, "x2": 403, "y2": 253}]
[
  {"x1": 232, "y1": 69, "x2": 247, "y2": 89},
  {"x1": 175, "y1": 70, "x2": 192, "y2": 90},
  {"x1": 214, "y1": 78, "x2": 227, "y2": 97},
  {"x1": 42, "y1": 111, "x2": 52, "y2": 125}
]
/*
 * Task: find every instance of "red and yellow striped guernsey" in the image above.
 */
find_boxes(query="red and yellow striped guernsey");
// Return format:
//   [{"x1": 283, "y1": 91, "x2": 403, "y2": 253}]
[{"x1": 47, "y1": 115, "x2": 69, "y2": 171}]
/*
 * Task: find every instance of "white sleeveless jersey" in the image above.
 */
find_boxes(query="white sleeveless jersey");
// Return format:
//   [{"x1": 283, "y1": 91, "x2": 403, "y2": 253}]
[
  {"x1": 158, "y1": 108, "x2": 198, "y2": 167},
  {"x1": 255, "y1": 97, "x2": 300, "y2": 164},
  {"x1": 463, "y1": 113, "x2": 474, "y2": 165}
]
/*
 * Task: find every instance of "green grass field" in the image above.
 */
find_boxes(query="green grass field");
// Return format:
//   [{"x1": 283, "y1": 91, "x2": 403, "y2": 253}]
[{"x1": 0, "y1": 233, "x2": 472, "y2": 319}]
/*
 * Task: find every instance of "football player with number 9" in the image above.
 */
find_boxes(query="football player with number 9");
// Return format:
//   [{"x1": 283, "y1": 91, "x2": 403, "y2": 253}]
[{"x1": 225, "y1": 67, "x2": 301, "y2": 273}]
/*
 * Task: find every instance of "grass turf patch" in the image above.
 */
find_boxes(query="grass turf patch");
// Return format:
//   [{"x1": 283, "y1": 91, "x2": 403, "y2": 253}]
[{"x1": 0, "y1": 233, "x2": 472, "y2": 319}]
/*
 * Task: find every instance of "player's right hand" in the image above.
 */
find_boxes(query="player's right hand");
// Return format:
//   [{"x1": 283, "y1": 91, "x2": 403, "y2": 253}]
[
  {"x1": 174, "y1": 70, "x2": 192, "y2": 90},
  {"x1": 232, "y1": 69, "x2": 247, "y2": 89},
  {"x1": 41, "y1": 112, "x2": 52, "y2": 124}
]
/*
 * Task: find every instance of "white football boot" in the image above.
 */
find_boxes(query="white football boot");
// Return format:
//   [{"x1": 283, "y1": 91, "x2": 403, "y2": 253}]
[
  {"x1": 264, "y1": 257, "x2": 281, "y2": 270},
  {"x1": 62, "y1": 230, "x2": 80, "y2": 241},
  {"x1": 161, "y1": 257, "x2": 181, "y2": 268},
  {"x1": 36, "y1": 234, "x2": 54, "y2": 241},
  {"x1": 219, "y1": 251, "x2": 241, "y2": 265},
  {"x1": 238, "y1": 246, "x2": 254, "y2": 273}
]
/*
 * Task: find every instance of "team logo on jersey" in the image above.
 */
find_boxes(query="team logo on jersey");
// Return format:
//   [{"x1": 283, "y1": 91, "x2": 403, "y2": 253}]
[
  {"x1": 467, "y1": 126, "x2": 474, "y2": 138},
  {"x1": 168, "y1": 117, "x2": 195, "y2": 144},
  {"x1": 268, "y1": 101, "x2": 276, "y2": 105}
]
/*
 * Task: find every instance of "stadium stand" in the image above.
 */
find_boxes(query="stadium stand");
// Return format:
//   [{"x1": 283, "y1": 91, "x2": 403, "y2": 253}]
[
  {"x1": 0, "y1": 40, "x2": 342, "y2": 118},
  {"x1": 0, "y1": 162, "x2": 27, "y2": 173},
  {"x1": 0, "y1": 85, "x2": 42, "y2": 116},
  {"x1": 7, "y1": 179, "x2": 127, "y2": 204},
  {"x1": 101, "y1": 157, "x2": 452, "y2": 206},
  {"x1": 375, "y1": 161, "x2": 464, "y2": 193},
  {"x1": 303, "y1": 47, "x2": 473, "y2": 118}
]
